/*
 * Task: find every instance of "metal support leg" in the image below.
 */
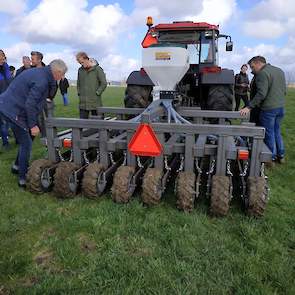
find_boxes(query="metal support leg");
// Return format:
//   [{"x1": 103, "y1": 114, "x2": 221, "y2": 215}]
[
  {"x1": 215, "y1": 135, "x2": 227, "y2": 176},
  {"x1": 72, "y1": 128, "x2": 83, "y2": 166},
  {"x1": 249, "y1": 138, "x2": 263, "y2": 177},
  {"x1": 45, "y1": 125, "x2": 59, "y2": 162},
  {"x1": 127, "y1": 131, "x2": 136, "y2": 166},
  {"x1": 99, "y1": 129, "x2": 110, "y2": 168},
  {"x1": 184, "y1": 134, "x2": 194, "y2": 172},
  {"x1": 154, "y1": 133, "x2": 164, "y2": 170}
]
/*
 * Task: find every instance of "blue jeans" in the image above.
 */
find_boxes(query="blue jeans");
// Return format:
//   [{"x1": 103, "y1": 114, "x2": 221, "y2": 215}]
[
  {"x1": 62, "y1": 93, "x2": 69, "y2": 105},
  {"x1": 10, "y1": 123, "x2": 32, "y2": 180},
  {"x1": 259, "y1": 107, "x2": 285, "y2": 160},
  {"x1": 0, "y1": 115, "x2": 9, "y2": 146}
]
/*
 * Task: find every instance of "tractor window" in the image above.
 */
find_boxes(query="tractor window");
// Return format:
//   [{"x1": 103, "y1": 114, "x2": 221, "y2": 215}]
[
  {"x1": 200, "y1": 40, "x2": 213, "y2": 63},
  {"x1": 187, "y1": 44, "x2": 200, "y2": 64}
]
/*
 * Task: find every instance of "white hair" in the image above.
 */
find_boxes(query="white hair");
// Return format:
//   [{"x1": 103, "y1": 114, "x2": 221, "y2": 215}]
[{"x1": 50, "y1": 59, "x2": 68, "y2": 74}]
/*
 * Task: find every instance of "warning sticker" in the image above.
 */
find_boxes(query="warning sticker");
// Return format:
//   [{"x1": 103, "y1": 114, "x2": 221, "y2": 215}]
[{"x1": 155, "y1": 52, "x2": 171, "y2": 60}]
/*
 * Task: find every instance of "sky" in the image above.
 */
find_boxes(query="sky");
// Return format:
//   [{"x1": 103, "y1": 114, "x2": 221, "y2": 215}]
[{"x1": 0, "y1": 0, "x2": 295, "y2": 82}]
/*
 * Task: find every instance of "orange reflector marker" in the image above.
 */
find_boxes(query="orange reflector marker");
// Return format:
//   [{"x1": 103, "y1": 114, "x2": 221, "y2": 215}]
[
  {"x1": 63, "y1": 138, "x2": 72, "y2": 148},
  {"x1": 128, "y1": 123, "x2": 162, "y2": 157},
  {"x1": 238, "y1": 149, "x2": 249, "y2": 160}
]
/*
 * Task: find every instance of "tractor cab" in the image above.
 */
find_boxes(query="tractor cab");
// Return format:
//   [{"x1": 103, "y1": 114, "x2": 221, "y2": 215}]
[{"x1": 125, "y1": 18, "x2": 235, "y2": 111}]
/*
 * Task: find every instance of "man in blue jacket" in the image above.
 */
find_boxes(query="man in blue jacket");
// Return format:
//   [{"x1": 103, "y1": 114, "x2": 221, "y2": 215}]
[
  {"x1": 0, "y1": 59, "x2": 67, "y2": 187},
  {"x1": 0, "y1": 50, "x2": 12, "y2": 148}
]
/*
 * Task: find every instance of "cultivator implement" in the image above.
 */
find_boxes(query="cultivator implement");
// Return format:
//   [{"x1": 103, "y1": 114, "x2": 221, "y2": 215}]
[
  {"x1": 27, "y1": 103, "x2": 271, "y2": 217},
  {"x1": 28, "y1": 20, "x2": 272, "y2": 217}
]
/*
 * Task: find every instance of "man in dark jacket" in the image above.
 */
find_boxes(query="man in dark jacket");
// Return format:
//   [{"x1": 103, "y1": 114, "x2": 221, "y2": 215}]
[
  {"x1": 240, "y1": 56, "x2": 286, "y2": 163},
  {"x1": 59, "y1": 77, "x2": 69, "y2": 106},
  {"x1": 234, "y1": 64, "x2": 249, "y2": 111},
  {"x1": 15, "y1": 56, "x2": 31, "y2": 77},
  {"x1": 0, "y1": 59, "x2": 68, "y2": 187}
]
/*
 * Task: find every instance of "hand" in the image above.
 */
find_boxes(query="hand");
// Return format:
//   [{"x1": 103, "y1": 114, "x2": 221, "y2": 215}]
[
  {"x1": 240, "y1": 107, "x2": 251, "y2": 116},
  {"x1": 30, "y1": 125, "x2": 40, "y2": 137}
]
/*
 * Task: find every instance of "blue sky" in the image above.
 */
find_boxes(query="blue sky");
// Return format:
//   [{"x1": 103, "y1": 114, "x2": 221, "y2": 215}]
[{"x1": 0, "y1": 0, "x2": 294, "y2": 81}]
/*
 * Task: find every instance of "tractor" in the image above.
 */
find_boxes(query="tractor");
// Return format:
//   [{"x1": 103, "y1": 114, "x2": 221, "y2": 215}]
[
  {"x1": 124, "y1": 18, "x2": 234, "y2": 112},
  {"x1": 26, "y1": 18, "x2": 272, "y2": 217}
]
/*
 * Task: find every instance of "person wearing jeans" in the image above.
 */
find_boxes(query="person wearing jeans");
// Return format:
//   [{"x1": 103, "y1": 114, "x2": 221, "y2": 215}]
[
  {"x1": 0, "y1": 59, "x2": 68, "y2": 187},
  {"x1": 59, "y1": 76, "x2": 69, "y2": 106},
  {"x1": 240, "y1": 56, "x2": 286, "y2": 164},
  {"x1": 0, "y1": 50, "x2": 11, "y2": 149},
  {"x1": 259, "y1": 107, "x2": 285, "y2": 160}
]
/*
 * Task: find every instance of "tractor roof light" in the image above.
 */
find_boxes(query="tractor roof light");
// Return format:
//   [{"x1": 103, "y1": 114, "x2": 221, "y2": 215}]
[{"x1": 147, "y1": 16, "x2": 153, "y2": 28}]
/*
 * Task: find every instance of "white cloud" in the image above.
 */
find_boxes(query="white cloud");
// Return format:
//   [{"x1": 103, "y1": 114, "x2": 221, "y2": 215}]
[
  {"x1": 0, "y1": 0, "x2": 26, "y2": 15},
  {"x1": 243, "y1": 0, "x2": 295, "y2": 39},
  {"x1": 3, "y1": 42, "x2": 32, "y2": 66},
  {"x1": 10, "y1": 0, "x2": 126, "y2": 55},
  {"x1": 243, "y1": 20, "x2": 285, "y2": 39},
  {"x1": 131, "y1": 0, "x2": 236, "y2": 25},
  {"x1": 101, "y1": 54, "x2": 140, "y2": 81}
]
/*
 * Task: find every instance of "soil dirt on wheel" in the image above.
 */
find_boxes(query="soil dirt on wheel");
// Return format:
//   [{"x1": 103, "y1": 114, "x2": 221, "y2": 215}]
[
  {"x1": 247, "y1": 176, "x2": 268, "y2": 218},
  {"x1": 53, "y1": 162, "x2": 79, "y2": 198},
  {"x1": 176, "y1": 171, "x2": 196, "y2": 212},
  {"x1": 27, "y1": 159, "x2": 54, "y2": 193},
  {"x1": 210, "y1": 175, "x2": 231, "y2": 216},
  {"x1": 82, "y1": 162, "x2": 105, "y2": 198},
  {"x1": 142, "y1": 168, "x2": 163, "y2": 206},
  {"x1": 111, "y1": 166, "x2": 135, "y2": 203}
]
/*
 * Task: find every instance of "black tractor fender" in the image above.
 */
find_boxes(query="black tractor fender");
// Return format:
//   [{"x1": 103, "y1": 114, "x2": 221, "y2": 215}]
[
  {"x1": 126, "y1": 70, "x2": 154, "y2": 86},
  {"x1": 201, "y1": 69, "x2": 235, "y2": 85}
]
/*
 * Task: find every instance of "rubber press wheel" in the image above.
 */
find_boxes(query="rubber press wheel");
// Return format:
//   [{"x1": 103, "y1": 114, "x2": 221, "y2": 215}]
[
  {"x1": 27, "y1": 159, "x2": 54, "y2": 193},
  {"x1": 111, "y1": 166, "x2": 135, "y2": 203},
  {"x1": 142, "y1": 168, "x2": 163, "y2": 206},
  {"x1": 82, "y1": 162, "x2": 105, "y2": 198},
  {"x1": 176, "y1": 172, "x2": 196, "y2": 212},
  {"x1": 53, "y1": 162, "x2": 79, "y2": 198},
  {"x1": 210, "y1": 175, "x2": 231, "y2": 217},
  {"x1": 247, "y1": 177, "x2": 268, "y2": 218}
]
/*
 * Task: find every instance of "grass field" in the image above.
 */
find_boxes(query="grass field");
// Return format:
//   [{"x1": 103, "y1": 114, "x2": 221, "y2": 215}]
[{"x1": 0, "y1": 87, "x2": 294, "y2": 295}]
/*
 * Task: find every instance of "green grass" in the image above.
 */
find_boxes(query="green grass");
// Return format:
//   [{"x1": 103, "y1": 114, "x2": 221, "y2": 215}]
[{"x1": 0, "y1": 87, "x2": 295, "y2": 294}]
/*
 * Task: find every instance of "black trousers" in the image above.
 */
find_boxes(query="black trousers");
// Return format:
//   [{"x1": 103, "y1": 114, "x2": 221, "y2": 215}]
[
  {"x1": 235, "y1": 94, "x2": 249, "y2": 111},
  {"x1": 79, "y1": 109, "x2": 98, "y2": 119}
]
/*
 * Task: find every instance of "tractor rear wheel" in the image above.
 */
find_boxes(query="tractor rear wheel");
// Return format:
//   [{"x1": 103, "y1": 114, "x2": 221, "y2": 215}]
[
  {"x1": 142, "y1": 168, "x2": 163, "y2": 206},
  {"x1": 210, "y1": 175, "x2": 231, "y2": 216},
  {"x1": 247, "y1": 177, "x2": 268, "y2": 218},
  {"x1": 82, "y1": 162, "x2": 105, "y2": 198},
  {"x1": 207, "y1": 85, "x2": 234, "y2": 111},
  {"x1": 53, "y1": 162, "x2": 79, "y2": 198},
  {"x1": 27, "y1": 159, "x2": 54, "y2": 193},
  {"x1": 111, "y1": 166, "x2": 135, "y2": 203},
  {"x1": 124, "y1": 85, "x2": 152, "y2": 108},
  {"x1": 176, "y1": 172, "x2": 196, "y2": 212}
]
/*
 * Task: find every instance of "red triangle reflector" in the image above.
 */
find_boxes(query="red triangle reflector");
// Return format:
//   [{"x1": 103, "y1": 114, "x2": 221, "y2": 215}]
[{"x1": 128, "y1": 123, "x2": 162, "y2": 156}]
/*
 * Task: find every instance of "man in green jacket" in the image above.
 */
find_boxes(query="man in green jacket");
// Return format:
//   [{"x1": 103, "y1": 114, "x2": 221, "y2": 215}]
[
  {"x1": 240, "y1": 56, "x2": 286, "y2": 163},
  {"x1": 76, "y1": 52, "x2": 107, "y2": 118}
]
